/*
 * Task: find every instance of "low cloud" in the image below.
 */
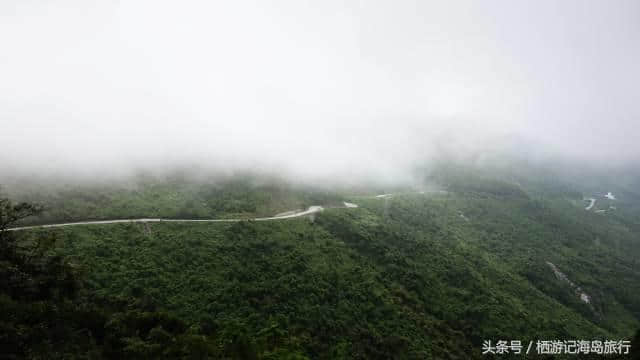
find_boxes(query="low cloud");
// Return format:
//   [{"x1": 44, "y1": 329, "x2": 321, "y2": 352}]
[{"x1": 1, "y1": 0, "x2": 638, "y2": 184}]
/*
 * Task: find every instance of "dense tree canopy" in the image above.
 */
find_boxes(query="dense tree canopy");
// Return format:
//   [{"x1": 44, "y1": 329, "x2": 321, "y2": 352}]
[{"x1": 2, "y1": 167, "x2": 640, "y2": 358}]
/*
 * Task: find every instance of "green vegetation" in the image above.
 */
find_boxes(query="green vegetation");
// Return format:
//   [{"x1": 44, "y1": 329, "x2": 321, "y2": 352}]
[
  {"x1": 1, "y1": 198, "x2": 221, "y2": 359},
  {"x1": 3, "y1": 166, "x2": 640, "y2": 358},
  {"x1": 7, "y1": 174, "x2": 343, "y2": 226}
]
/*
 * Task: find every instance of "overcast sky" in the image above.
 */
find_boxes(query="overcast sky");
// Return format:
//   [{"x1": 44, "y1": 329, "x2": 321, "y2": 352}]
[{"x1": 1, "y1": 0, "x2": 638, "y2": 182}]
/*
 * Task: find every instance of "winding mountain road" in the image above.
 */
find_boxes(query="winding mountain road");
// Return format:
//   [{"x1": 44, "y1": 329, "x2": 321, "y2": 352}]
[
  {"x1": 585, "y1": 198, "x2": 596, "y2": 210},
  {"x1": 7, "y1": 190, "x2": 435, "y2": 232},
  {"x1": 7, "y1": 205, "x2": 326, "y2": 232}
]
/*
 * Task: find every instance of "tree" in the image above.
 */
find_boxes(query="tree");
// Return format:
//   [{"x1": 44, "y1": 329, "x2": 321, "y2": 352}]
[
  {"x1": 0, "y1": 197, "x2": 41, "y2": 232},
  {"x1": 0, "y1": 197, "x2": 219, "y2": 359}
]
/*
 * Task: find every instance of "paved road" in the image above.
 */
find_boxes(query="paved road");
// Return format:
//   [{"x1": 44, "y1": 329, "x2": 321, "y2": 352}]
[
  {"x1": 585, "y1": 198, "x2": 596, "y2": 210},
  {"x1": 7, "y1": 205, "x2": 326, "y2": 232},
  {"x1": 5, "y1": 191, "x2": 452, "y2": 231}
]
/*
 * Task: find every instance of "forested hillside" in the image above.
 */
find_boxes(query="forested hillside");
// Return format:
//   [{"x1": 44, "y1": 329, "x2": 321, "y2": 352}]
[
  {"x1": 4, "y1": 0, "x2": 640, "y2": 357},
  {"x1": 4, "y1": 168, "x2": 640, "y2": 358},
  {"x1": 5, "y1": 173, "x2": 344, "y2": 226}
]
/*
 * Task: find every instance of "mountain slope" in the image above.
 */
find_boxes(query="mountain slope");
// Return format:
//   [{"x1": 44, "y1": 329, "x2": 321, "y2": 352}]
[{"x1": 14, "y1": 184, "x2": 638, "y2": 358}]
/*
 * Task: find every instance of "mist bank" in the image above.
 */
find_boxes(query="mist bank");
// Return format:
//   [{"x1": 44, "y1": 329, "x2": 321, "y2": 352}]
[
  {"x1": 2, "y1": 134, "x2": 638, "y2": 199},
  {"x1": 4, "y1": 138, "x2": 640, "y2": 229},
  {"x1": 2, "y1": 113, "x2": 638, "y2": 187},
  {"x1": 0, "y1": 133, "x2": 576, "y2": 184},
  {"x1": 2, "y1": 0, "x2": 639, "y2": 186}
]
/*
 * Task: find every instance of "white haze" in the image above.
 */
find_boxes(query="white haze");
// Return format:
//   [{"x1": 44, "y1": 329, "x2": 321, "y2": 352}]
[{"x1": 1, "y1": 0, "x2": 639, "y2": 184}]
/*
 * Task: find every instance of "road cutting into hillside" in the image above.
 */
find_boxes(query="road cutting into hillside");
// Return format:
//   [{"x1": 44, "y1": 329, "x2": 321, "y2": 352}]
[
  {"x1": 7, "y1": 205, "x2": 328, "y2": 231},
  {"x1": 585, "y1": 198, "x2": 596, "y2": 210},
  {"x1": 7, "y1": 191, "x2": 440, "y2": 232}
]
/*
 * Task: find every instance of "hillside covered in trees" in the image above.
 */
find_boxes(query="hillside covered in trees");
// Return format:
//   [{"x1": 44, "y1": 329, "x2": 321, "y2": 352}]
[{"x1": 2, "y1": 166, "x2": 640, "y2": 358}]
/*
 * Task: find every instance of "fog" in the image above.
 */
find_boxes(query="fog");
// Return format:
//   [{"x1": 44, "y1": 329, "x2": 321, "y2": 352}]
[{"x1": 1, "y1": 0, "x2": 639, "y2": 184}]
